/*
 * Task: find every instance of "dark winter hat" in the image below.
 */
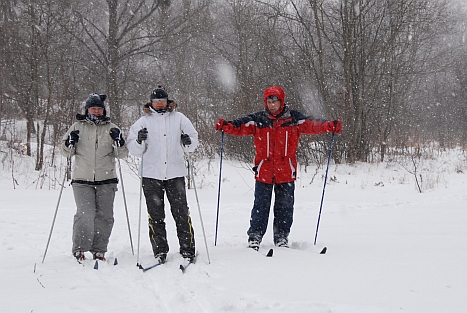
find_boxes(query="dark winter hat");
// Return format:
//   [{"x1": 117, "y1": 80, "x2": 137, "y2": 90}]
[
  {"x1": 85, "y1": 94, "x2": 107, "y2": 110},
  {"x1": 266, "y1": 95, "x2": 280, "y2": 101},
  {"x1": 84, "y1": 93, "x2": 107, "y2": 117},
  {"x1": 150, "y1": 85, "x2": 168, "y2": 101}
]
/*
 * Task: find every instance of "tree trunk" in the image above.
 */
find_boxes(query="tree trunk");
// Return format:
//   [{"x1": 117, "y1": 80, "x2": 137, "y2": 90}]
[{"x1": 107, "y1": 0, "x2": 121, "y2": 125}]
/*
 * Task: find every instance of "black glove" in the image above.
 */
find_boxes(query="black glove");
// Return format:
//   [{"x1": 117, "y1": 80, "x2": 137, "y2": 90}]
[
  {"x1": 181, "y1": 134, "x2": 191, "y2": 146},
  {"x1": 110, "y1": 128, "x2": 125, "y2": 147},
  {"x1": 137, "y1": 128, "x2": 148, "y2": 144},
  {"x1": 66, "y1": 130, "x2": 80, "y2": 148}
]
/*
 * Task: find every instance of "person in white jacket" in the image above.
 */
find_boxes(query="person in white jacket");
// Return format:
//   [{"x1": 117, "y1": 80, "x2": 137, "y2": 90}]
[{"x1": 127, "y1": 85, "x2": 198, "y2": 264}]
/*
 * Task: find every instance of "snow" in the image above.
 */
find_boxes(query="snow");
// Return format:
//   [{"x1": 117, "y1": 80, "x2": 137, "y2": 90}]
[{"x1": 1, "y1": 146, "x2": 467, "y2": 313}]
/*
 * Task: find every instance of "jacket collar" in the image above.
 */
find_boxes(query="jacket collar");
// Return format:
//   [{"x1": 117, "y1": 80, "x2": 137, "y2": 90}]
[
  {"x1": 147, "y1": 106, "x2": 172, "y2": 116},
  {"x1": 266, "y1": 104, "x2": 290, "y2": 120},
  {"x1": 76, "y1": 113, "x2": 110, "y2": 125}
]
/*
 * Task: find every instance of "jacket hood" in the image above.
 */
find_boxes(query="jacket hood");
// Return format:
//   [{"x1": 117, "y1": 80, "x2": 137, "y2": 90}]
[
  {"x1": 143, "y1": 99, "x2": 177, "y2": 114},
  {"x1": 263, "y1": 86, "x2": 285, "y2": 115}
]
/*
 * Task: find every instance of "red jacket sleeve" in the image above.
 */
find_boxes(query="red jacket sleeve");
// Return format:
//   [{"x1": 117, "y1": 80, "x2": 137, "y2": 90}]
[
  {"x1": 224, "y1": 113, "x2": 258, "y2": 136},
  {"x1": 298, "y1": 119, "x2": 327, "y2": 135}
]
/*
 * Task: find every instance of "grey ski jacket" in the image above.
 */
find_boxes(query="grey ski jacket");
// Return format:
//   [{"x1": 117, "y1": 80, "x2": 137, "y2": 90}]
[{"x1": 60, "y1": 115, "x2": 128, "y2": 182}]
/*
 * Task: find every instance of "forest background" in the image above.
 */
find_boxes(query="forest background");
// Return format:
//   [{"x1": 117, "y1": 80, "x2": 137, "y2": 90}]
[{"x1": 1, "y1": 0, "x2": 467, "y2": 174}]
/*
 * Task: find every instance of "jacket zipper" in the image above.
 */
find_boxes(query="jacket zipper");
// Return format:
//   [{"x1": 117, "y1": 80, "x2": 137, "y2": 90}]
[{"x1": 267, "y1": 132, "x2": 270, "y2": 158}]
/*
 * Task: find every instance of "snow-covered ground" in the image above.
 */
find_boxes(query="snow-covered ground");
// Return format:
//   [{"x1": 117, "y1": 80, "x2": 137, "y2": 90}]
[{"x1": 1, "y1": 144, "x2": 466, "y2": 312}]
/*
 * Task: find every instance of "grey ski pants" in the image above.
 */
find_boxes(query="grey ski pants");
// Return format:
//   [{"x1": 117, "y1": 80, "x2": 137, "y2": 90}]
[{"x1": 71, "y1": 183, "x2": 117, "y2": 254}]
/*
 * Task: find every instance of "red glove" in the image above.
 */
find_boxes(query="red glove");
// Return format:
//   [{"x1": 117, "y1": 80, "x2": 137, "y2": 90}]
[
  {"x1": 324, "y1": 120, "x2": 342, "y2": 134},
  {"x1": 215, "y1": 118, "x2": 233, "y2": 132}
]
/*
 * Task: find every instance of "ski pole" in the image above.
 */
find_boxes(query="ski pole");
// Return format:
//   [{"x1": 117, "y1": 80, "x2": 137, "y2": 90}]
[
  {"x1": 136, "y1": 140, "x2": 146, "y2": 267},
  {"x1": 114, "y1": 144, "x2": 134, "y2": 255},
  {"x1": 214, "y1": 131, "x2": 225, "y2": 246},
  {"x1": 314, "y1": 132, "x2": 335, "y2": 245},
  {"x1": 186, "y1": 152, "x2": 211, "y2": 264},
  {"x1": 42, "y1": 148, "x2": 72, "y2": 263}
]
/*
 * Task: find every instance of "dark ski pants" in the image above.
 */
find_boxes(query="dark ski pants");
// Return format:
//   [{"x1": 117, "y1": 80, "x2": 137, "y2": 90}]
[
  {"x1": 142, "y1": 177, "x2": 195, "y2": 257},
  {"x1": 247, "y1": 181, "x2": 295, "y2": 244},
  {"x1": 71, "y1": 183, "x2": 116, "y2": 254}
]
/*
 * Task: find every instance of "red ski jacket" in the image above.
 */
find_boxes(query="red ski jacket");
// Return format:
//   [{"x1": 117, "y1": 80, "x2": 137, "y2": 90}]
[{"x1": 224, "y1": 107, "x2": 329, "y2": 184}]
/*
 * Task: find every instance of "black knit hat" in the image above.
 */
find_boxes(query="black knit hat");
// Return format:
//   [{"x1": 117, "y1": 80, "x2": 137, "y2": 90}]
[
  {"x1": 150, "y1": 85, "x2": 168, "y2": 101},
  {"x1": 85, "y1": 94, "x2": 107, "y2": 116},
  {"x1": 85, "y1": 94, "x2": 107, "y2": 109}
]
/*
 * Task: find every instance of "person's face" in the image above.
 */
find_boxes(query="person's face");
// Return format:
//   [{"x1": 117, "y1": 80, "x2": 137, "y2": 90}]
[
  {"x1": 152, "y1": 98, "x2": 168, "y2": 110},
  {"x1": 88, "y1": 106, "x2": 104, "y2": 116},
  {"x1": 266, "y1": 97, "x2": 281, "y2": 114}
]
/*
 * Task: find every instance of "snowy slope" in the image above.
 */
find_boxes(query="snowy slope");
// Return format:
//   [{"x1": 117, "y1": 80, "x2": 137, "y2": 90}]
[{"x1": 1, "y1": 148, "x2": 466, "y2": 313}]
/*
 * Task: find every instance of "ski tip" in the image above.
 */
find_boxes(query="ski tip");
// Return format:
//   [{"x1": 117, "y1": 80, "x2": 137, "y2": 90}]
[
  {"x1": 137, "y1": 263, "x2": 143, "y2": 269},
  {"x1": 320, "y1": 247, "x2": 327, "y2": 254},
  {"x1": 93, "y1": 260, "x2": 99, "y2": 270},
  {"x1": 266, "y1": 248, "x2": 274, "y2": 257},
  {"x1": 113, "y1": 258, "x2": 118, "y2": 266},
  {"x1": 180, "y1": 264, "x2": 186, "y2": 273}
]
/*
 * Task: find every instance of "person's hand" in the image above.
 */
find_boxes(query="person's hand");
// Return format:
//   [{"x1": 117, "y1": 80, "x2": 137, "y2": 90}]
[
  {"x1": 137, "y1": 128, "x2": 148, "y2": 144},
  {"x1": 215, "y1": 118, "x2": 233, "y2": 132},
  {"x1": 110, "y1": 128, "x2": 125, "y2": 147},
  {"x1": 181, "y1": 134, "x2": 191, "y2": 146},
  {"x1": 215, "y1": 118, "x2": 227, "y2": 131},
  {"x1": 332, "y1": 120, "x2": 342, "y2": 133},
  {"x1": 324, "y1": 120, "x2": 342, "y2": 134},
  {"x1": 66, "y1": 130, "x2": 80, "y2": 148}
]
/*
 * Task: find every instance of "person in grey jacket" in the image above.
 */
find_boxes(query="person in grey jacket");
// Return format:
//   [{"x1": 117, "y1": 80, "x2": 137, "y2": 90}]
[
  {"x1": 60, "y1": 94, "x2": 128, "y2": 261},
  {"x1": 127, "y1": 85, "x2": 198, "y2": 265}
]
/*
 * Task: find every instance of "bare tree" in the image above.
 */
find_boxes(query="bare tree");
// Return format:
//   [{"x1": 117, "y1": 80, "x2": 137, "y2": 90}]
[
  {"x1": 54, "y1": 0, "x2": 207, "y2": 126},
  {"x1": 266, "y1": 0, "x2": 457, "y2": 162},
  {"x1": 2, "y1": 0, "x2": 467, "y2": 173}
]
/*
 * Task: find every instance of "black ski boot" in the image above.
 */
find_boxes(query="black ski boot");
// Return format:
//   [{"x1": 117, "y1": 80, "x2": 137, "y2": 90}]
[
  {"x1": 74, "y1": 251, "x2": 85, "y2": 261},
  {"x1": 248, "y1": 237, "x2": 260, "y2": 251}
]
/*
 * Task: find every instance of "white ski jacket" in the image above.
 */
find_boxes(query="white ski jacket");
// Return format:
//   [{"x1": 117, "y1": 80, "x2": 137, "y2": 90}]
[{"x1": 127, "y1": 109, "x2": 198, "y2": 180}]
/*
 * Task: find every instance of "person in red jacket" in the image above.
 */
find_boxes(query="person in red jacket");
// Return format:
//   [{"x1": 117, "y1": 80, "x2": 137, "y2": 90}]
[{"x1": 215, "y1": 85, "x2": 342, "y2": 250}]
